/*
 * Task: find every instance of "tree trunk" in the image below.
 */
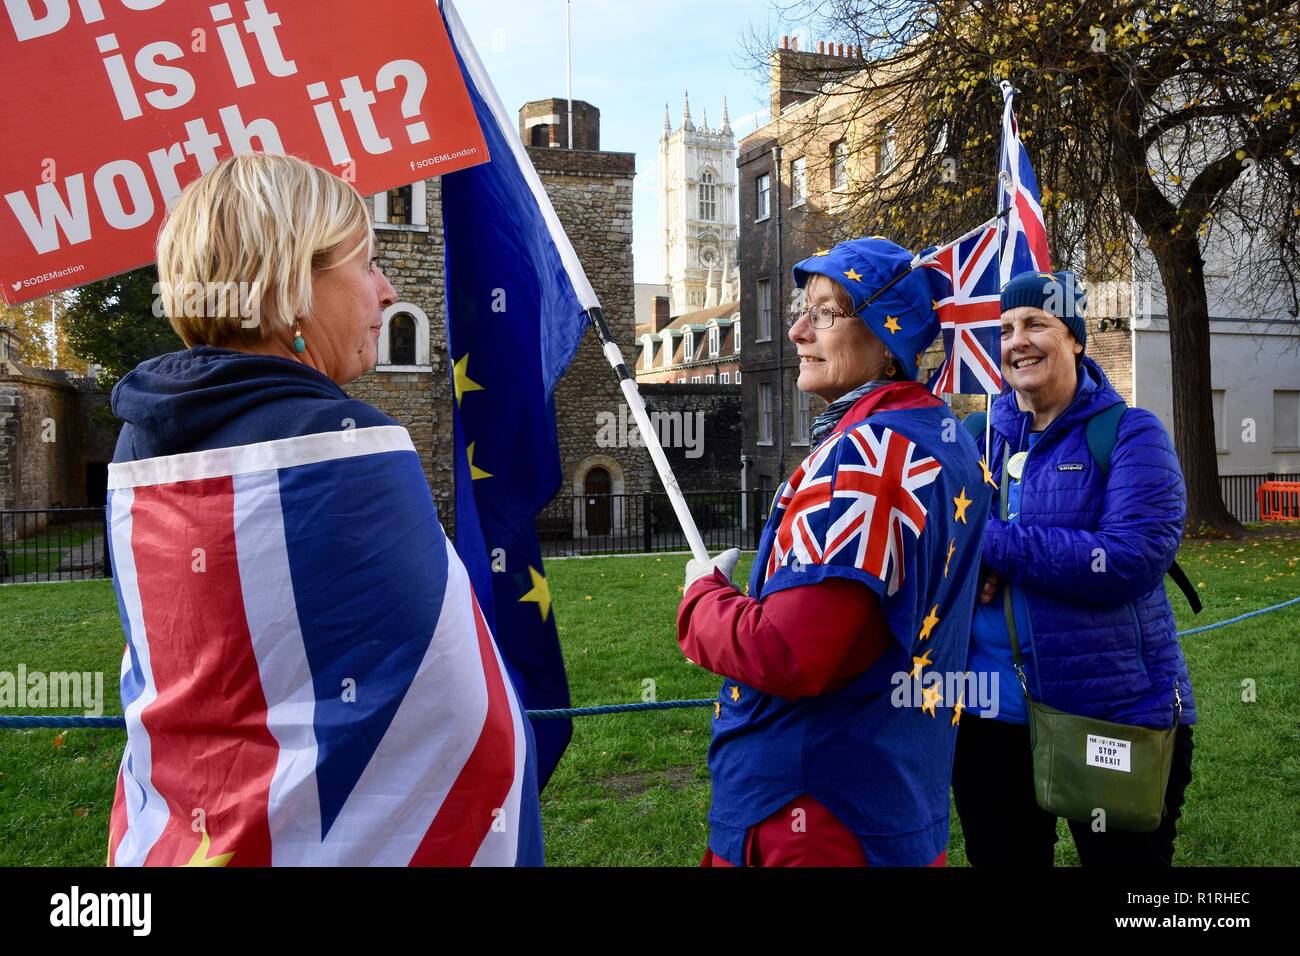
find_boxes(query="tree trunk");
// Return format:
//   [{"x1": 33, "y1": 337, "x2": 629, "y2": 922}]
[{"x1": 1150, "y1": 235, "x2": 1243, "y2": 535}]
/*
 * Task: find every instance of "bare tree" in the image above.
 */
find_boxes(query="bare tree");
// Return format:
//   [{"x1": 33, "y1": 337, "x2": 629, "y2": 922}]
[{"x1": 747, "y1": 0, "x2": 1300, "y2": 533}]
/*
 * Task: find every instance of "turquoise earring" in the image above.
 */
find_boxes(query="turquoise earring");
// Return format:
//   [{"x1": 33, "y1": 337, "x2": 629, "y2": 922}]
[{"x1": 292, "y1": 320, "x2": 306, "y2": 354}]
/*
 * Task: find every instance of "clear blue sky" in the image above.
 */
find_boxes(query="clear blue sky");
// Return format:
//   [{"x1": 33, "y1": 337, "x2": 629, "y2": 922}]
[{"x1": 453, "y1": 0, "x2": 810, "y2": 283}]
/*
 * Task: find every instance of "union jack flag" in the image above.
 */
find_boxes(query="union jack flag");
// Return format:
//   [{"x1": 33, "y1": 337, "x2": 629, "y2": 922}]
[
  {"x1": 923, "y1": 219, "x2": 1003, "y2": 395},
  {"x1": 766, "y1": 423, "x2": 941, "y2": 596},
  {"x1": 106, "y1": 426, "x2": 542, "y2": 866},
  {"x1": 999, "y1": 82, "x2": 1053, "y2": 286}
]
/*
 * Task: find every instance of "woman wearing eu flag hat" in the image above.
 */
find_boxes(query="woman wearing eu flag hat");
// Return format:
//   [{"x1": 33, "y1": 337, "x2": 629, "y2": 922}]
[{"x1": 677, "y1": 237, "x2": 992, "y2": 866}]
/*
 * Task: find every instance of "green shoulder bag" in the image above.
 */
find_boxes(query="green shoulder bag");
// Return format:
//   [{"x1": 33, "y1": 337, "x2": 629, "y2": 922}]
[{"x1": 997, "y1": 443, "x2": 1178, "y2": 833}]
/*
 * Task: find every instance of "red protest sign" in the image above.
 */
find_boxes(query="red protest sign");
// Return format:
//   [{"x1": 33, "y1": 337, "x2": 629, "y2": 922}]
[{"x1": 0, "y1": 0, "x2": 487, "y2": 304}]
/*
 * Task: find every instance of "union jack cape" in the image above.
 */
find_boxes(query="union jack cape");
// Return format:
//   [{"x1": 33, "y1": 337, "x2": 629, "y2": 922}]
[{"x1": 105, "y1": 350, "x2": 543, "y2": 867}]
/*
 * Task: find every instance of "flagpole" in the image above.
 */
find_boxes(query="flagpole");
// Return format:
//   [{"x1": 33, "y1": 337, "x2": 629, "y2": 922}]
[
  {"x1": 565, "y1": 0, "x2": 573, "y2": 149},
  {"x1": 586, "y1": 307, "x2": 710, "y2": 562},
  {"x1": 991, "y1": 80, "x2": 1017, "y2": 465}
]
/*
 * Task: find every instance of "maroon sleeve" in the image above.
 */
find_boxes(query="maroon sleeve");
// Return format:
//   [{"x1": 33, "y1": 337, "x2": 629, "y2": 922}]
[{"x1": 677, "y1": 572, "x2": 891, "y2": 700}]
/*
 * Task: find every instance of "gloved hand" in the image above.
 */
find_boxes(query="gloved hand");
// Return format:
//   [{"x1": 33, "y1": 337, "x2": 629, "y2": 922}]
[{"x1": 684, "y1": 548, "x2": 741, "y2": 591}]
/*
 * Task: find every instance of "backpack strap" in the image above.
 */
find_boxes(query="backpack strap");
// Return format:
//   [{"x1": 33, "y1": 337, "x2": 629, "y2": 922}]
[
  {"x1": 1085, "y1": 403, "x2": 1127, "y2": 478},
  {"x1": 1085, "y1": 401, "x2": 1202, "y2": 614}
]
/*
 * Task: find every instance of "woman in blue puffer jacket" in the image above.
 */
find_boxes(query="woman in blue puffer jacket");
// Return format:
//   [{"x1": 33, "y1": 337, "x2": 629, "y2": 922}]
[{"x1": 952, "y1": 270, "x2": 1195, "y2": 867}]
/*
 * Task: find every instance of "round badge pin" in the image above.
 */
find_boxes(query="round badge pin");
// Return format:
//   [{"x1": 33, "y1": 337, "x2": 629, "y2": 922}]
[{"x1": 1007, "y1": 451, "x2": 1028, "y2": 481}]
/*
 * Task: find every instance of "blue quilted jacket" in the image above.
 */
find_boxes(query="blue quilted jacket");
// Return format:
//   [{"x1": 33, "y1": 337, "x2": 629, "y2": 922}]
[{"x1": 976, "y1": 357, "x2": 1196, "y2": 728}]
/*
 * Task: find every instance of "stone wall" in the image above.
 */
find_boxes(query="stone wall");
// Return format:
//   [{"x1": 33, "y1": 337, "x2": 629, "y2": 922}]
[{"x1": 528, "y1": 146, "x2": 653, "y2": 500}]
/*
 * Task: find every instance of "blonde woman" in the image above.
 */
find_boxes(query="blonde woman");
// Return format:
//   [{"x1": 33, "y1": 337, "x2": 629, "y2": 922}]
[{"x1": 105, "y1": 154, "x2": 542, "y2": 867}]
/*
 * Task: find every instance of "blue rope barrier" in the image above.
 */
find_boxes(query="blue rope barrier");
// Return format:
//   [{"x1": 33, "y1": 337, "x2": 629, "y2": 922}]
[{"x1": 3, "y1": 596, "x2": 1295, "y2": 730}]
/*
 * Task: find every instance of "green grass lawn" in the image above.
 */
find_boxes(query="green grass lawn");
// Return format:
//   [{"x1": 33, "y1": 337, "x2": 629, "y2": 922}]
[{"x1": 1, "y1": 534, "x2": 1297, "y2": 866}]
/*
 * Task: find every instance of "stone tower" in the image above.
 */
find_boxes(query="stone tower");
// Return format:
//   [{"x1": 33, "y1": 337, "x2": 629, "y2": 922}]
[{"x1": 658, "y1": 93, "x2": 738, "y2": 316}]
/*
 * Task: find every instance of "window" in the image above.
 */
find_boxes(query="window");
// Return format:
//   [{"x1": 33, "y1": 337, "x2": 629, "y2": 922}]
[
  {"x1": 720, "y1": 372, "x2": 730, "y2": 384},
  {"x1": 755, "y1": 173, "x2": 771, "y2": 220},
  {"x1": 386, "y1": 185, "x2": 413, "y2": 225},
  {"x1": 832, "y1": 140, "x2": 848, "y2": 190},
  {"x1": 684, "y1": 330, "x2": 695, "y2": 361},
  {"x1": 378, "y1": 302, "x2": 431, "y2": 369},
  {"x1": 790, "y1": 157, "x2": 806, "y2": 206},
  {"x1": 691, "y1": 376, "x2": 702, "y2": 384},
  {"x1": 876, "y1": 126, "x2": 897, "y2": 176},
  {"x1": 735, "y1": 371, "x2": 741, "y2": 384},
  {"x1": 708, "y1": 325, "x2": 720, "y2": 357},
  {"x1": 758, "y1": 383, "x2": 774, "y2": 443},
  {"x1": 388, "y1": 313, "x2": 416, "y2": 365},
  {"x1": 792, "y1": 383, "x2": 811, "y2": 444},
  {"x1": 1212, "y1": 389, "x2": 1227, "y2": 452},
  {"x1": 374, "y1": 183, "x2": 427, "y2": 228},
  {"x1": 733, "y1": 320, "x2": 741, "y2": 353},
  {"x1": 756, "y1": 279, "x2": 772, "y2": 341},
  {"x1": 1274, "y1": 390, "x2": 1300, "y2": 451},
  {"x1": 706, "y1": 374, "x2": 716, "y2": 384},
  {"x1": 530, "y1": 124, "x2": 549, "y2": 147},
  {"x1": 678, "y1": 377, "x2": 687, "y2": 384},
  {"x1": 699, "y1": 169, "x2": 717, "y2": 221},
  {"x1": 662, "y1": 337, "x2": 674, "y2": 367}
]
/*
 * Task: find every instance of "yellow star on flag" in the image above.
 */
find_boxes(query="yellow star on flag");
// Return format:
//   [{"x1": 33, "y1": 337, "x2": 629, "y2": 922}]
[
  {"x1": 944, "y1": 539, "x2": 956, "y2": 577},
  {"x1": 951, "y1": 691, "x2": 965, "y2": 726},
  {"x1": 519, "y1": 566, "x2": 552, "y2": 621},
  {"x1": 730, "y1": 685, "x2": 741, "y2": 702},
  {"x1": 184, "y1": 829, "x2": 233, "y2": 867},
  {"x1": 843, "y1": 268, "x2": 863, "y2": 282},
  {"x1": 714, "y1": 702, "x2": 721, "y2": 719},
  {"x1": 918, "y1": 604, "x2": 940, "y2": 641},
  {"x1": 910, "y1": 648, "x2": 933, "y2": 680},
  {"x1": 812, "y1": 248, "x2": 831, "y2": 256},
  {"x1": 453, "y1": 353, "x2": 484, "y2": 406},
  {"x1": 979, "y1": 457, "x2": 997, "y2": 488},
  {"x1": 931, "y1": 299, "x2": 941, "y2": 311},
  {"x1": 921, "y1": 681, "x2": 943, "y2": 718},
  {"x1": 467, "y1": 441, "x2": 493, "y2": 480},
  {"x1": 883, "y1": 314, "x2": 902, "y2": 334},
  {"x1": 953, "y1": 486, "x2": 973, "y2": 524}
]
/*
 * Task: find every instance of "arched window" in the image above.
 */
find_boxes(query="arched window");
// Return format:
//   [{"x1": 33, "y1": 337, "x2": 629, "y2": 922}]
[
  {"x1": 733, "y1": 318, "x2": 741, "y2": 353},
  {"x1": 684, "y1": 330, "x2": 695, "y2": 361},
  {"x1": 698, "y1": 169, "x2": 717, "y2": 221},
  {"x1": 530, "y1": 124, "x2": 550, "y2": 147},
  {"x1": 378, "y1": 302, "x2": 431, "y2": 370},
  {"x1": 708, "y1": 324, "x2": 720, "y2": 357},
  {"x1": 389, "y1": 313, "x2": 416, "y2": 365}
]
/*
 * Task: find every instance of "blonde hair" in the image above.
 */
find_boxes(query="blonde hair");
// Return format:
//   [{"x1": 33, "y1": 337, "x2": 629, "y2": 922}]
[{"x1": 155, "y1": 153, "x2": 373, "y2": 347}]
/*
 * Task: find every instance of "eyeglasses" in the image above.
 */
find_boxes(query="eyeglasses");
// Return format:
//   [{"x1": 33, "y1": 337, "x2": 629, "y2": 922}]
[{"x1": 787, "y1": 304, "x2": 852, "y2": 330}]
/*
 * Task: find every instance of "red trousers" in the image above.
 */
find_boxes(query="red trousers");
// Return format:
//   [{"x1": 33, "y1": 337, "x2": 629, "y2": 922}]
[{"x1": 699, "y1": 795, "x2": 948, "y2": 868}]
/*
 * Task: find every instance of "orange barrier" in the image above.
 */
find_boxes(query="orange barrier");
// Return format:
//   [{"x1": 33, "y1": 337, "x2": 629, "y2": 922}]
[{"x1": 1257, "y1": 481, "x2": 1300, "y2": 521}]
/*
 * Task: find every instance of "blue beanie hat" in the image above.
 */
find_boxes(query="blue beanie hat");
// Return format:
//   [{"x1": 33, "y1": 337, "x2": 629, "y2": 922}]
[
  {"x1": 791, "y1": 237, "x2": 945, "y2": 381},
  {"x1": 1000, "y1": 270, "x2": 1088, "y2": 352}
]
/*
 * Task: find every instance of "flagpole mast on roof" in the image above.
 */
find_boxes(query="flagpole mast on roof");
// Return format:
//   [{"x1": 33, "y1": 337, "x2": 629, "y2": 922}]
[{"x1": 565, "y1": 0, "x2": 573, "y2": 149}]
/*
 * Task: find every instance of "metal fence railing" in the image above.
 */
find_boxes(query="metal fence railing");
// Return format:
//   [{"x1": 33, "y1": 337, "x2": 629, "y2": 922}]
[
  {"x1": 535, "y1": 489, "x2": 770, "y2": 558},
  {"x1": 2, "y1": 474, "x2": 1285, "y2": 583},
  {"x1": 0, "y1": 509, "x2": 109, "y2": 583}
]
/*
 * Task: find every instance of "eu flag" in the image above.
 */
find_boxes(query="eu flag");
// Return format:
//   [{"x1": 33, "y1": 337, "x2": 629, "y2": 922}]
[{"x1": 439, "y1": 0, "x2": 600, "y2": 786}]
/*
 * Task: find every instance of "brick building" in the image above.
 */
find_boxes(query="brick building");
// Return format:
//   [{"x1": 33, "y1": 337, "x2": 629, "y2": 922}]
[{"x1": 635, "y1": 299, "x2": 742, "y2": 386}]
